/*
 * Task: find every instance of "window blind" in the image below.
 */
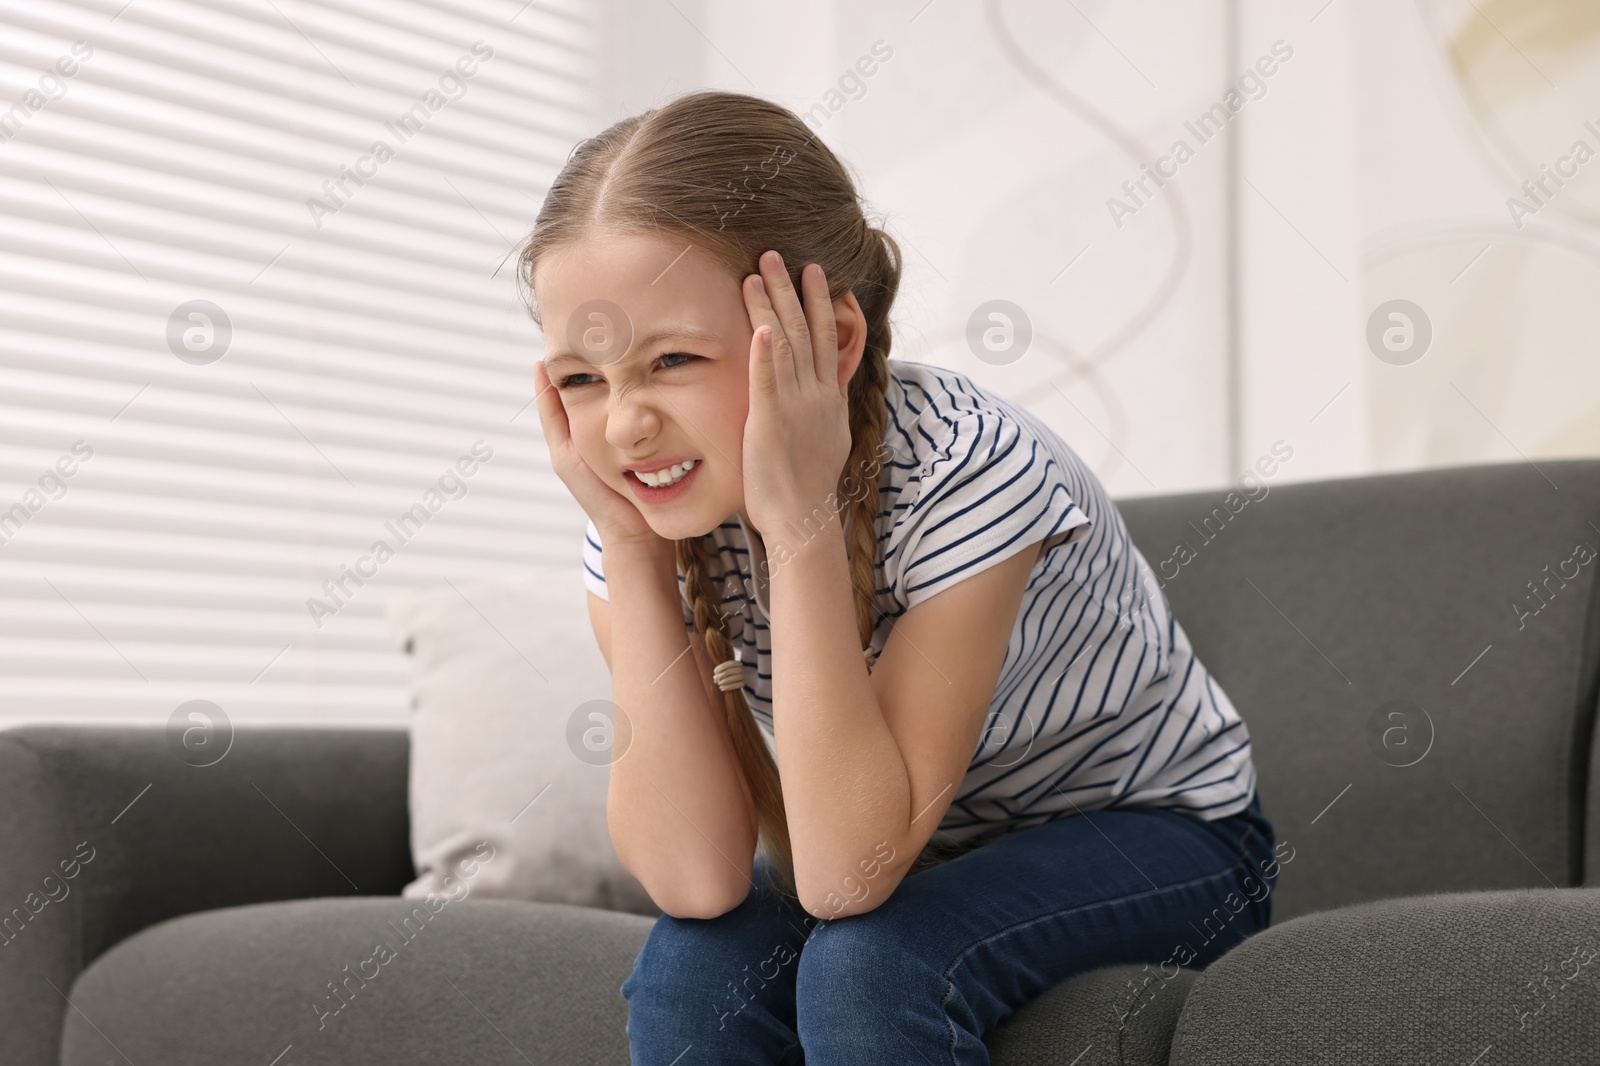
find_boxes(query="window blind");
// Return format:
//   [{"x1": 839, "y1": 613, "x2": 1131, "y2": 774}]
[{"x1": 0, "y1": 0, "x2": 595, "y2": 725}]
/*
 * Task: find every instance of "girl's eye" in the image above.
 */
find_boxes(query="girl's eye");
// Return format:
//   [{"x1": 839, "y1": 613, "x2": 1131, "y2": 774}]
[{"x1": 557, "y1": 352, "x2": 698, "y2": 389}]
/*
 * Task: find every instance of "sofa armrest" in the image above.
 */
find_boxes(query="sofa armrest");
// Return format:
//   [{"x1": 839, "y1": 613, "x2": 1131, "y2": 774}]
[
  {"x1": 1169, "y1": 887, "x2": 1600, "y2": 1066},
  {"x1": 0, "y1": 736, "x2": 81, "y2": 1066},
  {"x1": 0, "y1": 725, "x2": 414, "y2": 1066}
]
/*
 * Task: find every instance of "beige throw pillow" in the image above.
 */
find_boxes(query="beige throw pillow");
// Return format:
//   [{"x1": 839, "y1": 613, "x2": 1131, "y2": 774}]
[{"x1": 387, "y1": 569, "x2": 660, "y2": 917}]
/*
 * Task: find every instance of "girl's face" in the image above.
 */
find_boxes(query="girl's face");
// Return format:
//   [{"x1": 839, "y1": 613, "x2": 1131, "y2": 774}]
[{"x1": 535, "y1": 232, "x2": 757, "y2": 542}]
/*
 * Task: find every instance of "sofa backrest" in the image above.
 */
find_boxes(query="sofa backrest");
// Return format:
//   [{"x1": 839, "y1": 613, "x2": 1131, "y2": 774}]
[
  {"x1": 0, "y1": 725, "x2": 415, "y2": 967},
  {"x1": 1116, "y1": 458, "x2": 1600, "y2": 924}
]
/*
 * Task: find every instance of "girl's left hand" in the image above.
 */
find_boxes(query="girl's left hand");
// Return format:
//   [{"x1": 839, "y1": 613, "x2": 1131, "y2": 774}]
[{"x1": 741, "y1": 250, "x2": 853, "y2": 539}]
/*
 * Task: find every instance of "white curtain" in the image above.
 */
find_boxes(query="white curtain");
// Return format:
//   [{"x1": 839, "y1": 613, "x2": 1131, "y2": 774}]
[{"x1": 0, "y1": 0, "x2": 594, "y2": 725}]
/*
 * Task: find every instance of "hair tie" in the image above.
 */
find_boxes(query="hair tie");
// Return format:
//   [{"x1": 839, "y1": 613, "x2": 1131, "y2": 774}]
[
  {"x1": 712, "y1": 650, "x2": 743, "y2": 693},
  {"x1": 713, "y1": 646, "x2": 878, "y2": 693}
]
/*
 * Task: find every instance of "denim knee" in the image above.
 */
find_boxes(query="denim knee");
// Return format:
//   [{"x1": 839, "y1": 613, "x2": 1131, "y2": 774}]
[
  {"x1": 621, "y1": 914, "x2": 700, "y2": 1023},
  {"x1": 795, "y1": 912, "x2": 944, "y2": 1013},
  {"x1": 623, "y1": 911, "x2": 774, "y2": 1024},
  {"x1": 793, "y1": 911, "x2": 976, "y2": 1060},
  {"x1": 622, "y1": 873, "x2": 815, "y2": 1060}
]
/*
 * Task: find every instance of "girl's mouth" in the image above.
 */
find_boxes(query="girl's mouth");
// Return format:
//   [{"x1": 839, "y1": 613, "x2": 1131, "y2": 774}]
[{"x1": 625, "y1": 458, "x2": 701, "y2": 503}]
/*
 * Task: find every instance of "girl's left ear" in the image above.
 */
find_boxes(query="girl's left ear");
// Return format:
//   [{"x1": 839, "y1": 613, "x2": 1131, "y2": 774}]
[{"x1": 833, "y1": 290, "x2": 869, "y2": 390}]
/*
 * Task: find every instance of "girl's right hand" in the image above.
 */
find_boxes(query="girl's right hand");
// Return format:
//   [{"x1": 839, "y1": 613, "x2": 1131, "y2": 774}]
[{"x1": 533, "y1": 359, "x2": 662, "y2": 548}]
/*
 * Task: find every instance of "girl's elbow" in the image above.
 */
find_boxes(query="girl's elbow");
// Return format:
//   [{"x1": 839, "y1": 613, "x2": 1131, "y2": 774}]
[
  {"x1": 655, "y1": 879, "x2": 750, "y2": 920},
  {"x1": 625, "y1": 851, "x2": 752, "y2": 918}
]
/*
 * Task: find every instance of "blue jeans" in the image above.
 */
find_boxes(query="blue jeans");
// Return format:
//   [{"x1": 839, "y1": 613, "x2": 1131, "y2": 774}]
[{"x1": 620, "y1": 790, "x2": 1279, "y2": 1064}]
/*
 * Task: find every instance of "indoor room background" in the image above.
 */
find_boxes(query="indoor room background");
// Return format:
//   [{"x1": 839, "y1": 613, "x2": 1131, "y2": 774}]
[{"x1": 0, "y1": 0, "x2": 1595, "y2": 729}]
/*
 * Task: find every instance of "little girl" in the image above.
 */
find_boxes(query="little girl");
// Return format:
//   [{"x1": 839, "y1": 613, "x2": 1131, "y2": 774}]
[{"x1": 521, "y1": 89, "x2": 1279, "y2": 1065}]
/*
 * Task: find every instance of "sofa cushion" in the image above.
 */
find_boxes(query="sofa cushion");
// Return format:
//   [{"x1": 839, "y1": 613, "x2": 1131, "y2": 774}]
[
  {"x1": 61, "y1": 897, "x2": 653, "y2": 1066},
  {"x1": 61, "y1": 896, "x2": 1200, "y2": 1065},
  {"x1": 1167, "y1": 886, "x2": 1600, "y2": 1065}
]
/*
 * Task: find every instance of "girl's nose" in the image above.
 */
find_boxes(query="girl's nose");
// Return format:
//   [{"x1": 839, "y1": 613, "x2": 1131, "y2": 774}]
[{"x1": 605, "y1": 389, "x2": 662, "y2": 449}]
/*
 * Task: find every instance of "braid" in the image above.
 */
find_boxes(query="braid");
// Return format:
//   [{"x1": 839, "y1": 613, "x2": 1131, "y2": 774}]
[
  {"x1": 846, "y1": 224, "x2": 901, "y2": 658},
  {"x1": 675, "y1": 533, "x2": 797, "y2": 901}
]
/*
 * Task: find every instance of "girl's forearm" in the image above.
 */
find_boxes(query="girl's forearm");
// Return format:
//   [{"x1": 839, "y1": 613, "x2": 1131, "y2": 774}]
[
  {"x1": 767, "y1": 520, "x2": 913, "y2": 916},
  {"x1": 601, "y1": 540, "x2": 759, "y2": 918}
]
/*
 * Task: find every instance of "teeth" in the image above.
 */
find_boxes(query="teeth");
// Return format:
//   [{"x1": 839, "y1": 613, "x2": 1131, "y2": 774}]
[{"x1": 636, "y1": 459, "x2": 697, "y2": 487}]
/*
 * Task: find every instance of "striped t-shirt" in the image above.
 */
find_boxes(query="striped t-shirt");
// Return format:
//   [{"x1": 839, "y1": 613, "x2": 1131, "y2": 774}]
[{"x1": 582, "y1": 357, "x2": 1258, "y2": 847}]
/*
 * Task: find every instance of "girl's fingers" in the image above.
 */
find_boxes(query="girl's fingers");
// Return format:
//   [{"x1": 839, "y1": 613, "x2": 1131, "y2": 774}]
[
  {"x1": 802, "y1": 263, "x2": 839, "y2": 390},
  {"x1": 746, "y1": 275, "x2": 785, "y2": 393},
  {"x1": 532, "y1": 360, "x2": 569, "y2": 445},
  {"x1": 749, "y1": 323, "x2": 777, "y2": 399},
  {"x1": 532, "y1": 360, "x2": 551, "y2": 420},
  {"x1": 758, "y1": 251, "x2": 812, "y2": 385}
]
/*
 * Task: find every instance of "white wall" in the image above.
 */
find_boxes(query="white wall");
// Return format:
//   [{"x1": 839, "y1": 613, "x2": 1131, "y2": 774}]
[
  {"x1": 597, "y1": 0, "x2": 1243, "y2": 500},
  {"x1": 1237, "y1": 0, "x2": 1600, "y2": 483},
  {"x1": 1236, "y1": 0, "x2": 1364, "y2": 484}
]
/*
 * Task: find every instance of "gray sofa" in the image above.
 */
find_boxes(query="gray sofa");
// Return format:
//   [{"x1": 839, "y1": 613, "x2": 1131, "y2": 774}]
[{"x1": 4, "y1": 457, "x2": 1599, "y2": 1065}]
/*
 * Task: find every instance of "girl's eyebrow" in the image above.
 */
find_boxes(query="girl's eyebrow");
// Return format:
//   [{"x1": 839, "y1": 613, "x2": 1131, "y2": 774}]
[{"x1": 546, "y1": 324, "x2": 722, "y2": 367}]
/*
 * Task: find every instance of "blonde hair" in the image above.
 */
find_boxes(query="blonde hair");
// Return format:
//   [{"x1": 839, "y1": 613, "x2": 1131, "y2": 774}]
[{"x1": 515, "y1": 91, "x2": 904, "y2": 903}]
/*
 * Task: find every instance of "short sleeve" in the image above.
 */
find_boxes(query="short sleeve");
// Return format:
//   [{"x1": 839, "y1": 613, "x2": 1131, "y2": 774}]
[
  {"x1": 581, "y1": 517, "x2": 609, "y2": 601},
  {"x1": 581, "y1": 517, "x2": 697, "y2": 633},
  {"x1": 885, "y1": 412, "x2": 1091, "y2": 611}
]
